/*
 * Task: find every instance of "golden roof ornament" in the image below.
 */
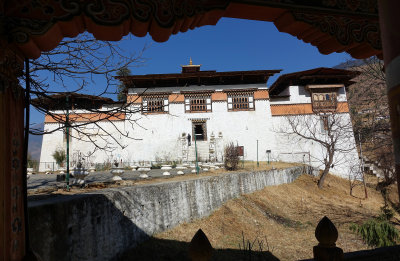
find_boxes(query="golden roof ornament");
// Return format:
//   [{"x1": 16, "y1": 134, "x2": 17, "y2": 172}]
[{"x1": 181, "y1": 57, "x2": 201, "y2": 73}]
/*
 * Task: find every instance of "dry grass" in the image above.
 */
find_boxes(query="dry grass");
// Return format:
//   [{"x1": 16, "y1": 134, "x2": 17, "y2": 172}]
[{"x1": 126, "y1": 173, "x2": 400, "y2": 261}]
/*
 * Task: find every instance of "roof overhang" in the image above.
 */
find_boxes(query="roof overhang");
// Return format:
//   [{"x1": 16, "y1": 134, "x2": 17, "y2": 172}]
[
  {"x1": 306, "y1": 84, "x2": 344, "y2": 90},
  {"x1": 269, "y1": 67, "x2": 360, "y2": 95},
  {"x1": 31, "y1": 93, "x2": 115, "y2": 111},
  {"x1": 3, "y1": 0, "x2": 381, "y2": 60},
  {"x1": 117, "y1": 69, "x2": 282, "y2": 88}
]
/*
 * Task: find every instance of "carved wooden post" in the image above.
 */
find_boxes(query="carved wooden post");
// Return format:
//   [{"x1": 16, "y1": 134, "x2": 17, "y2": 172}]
[
  {"x1": 313, "y1": 216, "x2": 343, "y2": 261},
  {"x1": 0, "y1": 43, "x2": 27, "y2": 260},
  {"x1": 378, "y1": 1, "x2": 400, "y2": 204},
  {"x1": 188, "y1": 229, "x2": 213, "y2": 261}
]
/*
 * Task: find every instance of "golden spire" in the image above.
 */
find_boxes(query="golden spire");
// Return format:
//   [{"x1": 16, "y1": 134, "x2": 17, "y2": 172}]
[{"x1": 180, "y1": 58, "x2": 201, "y2": 73}]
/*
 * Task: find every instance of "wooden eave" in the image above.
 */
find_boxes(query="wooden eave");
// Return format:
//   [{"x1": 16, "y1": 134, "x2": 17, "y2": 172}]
[
  {"x1": 31, "y1": 93, "x2": 114, "y2": 110},
  {"x1": 4, "y1": 1, "x2": 381, "y2": 60},
  {"x1": 306, "y1": 84, "x2": 344, "y2": 90},
  {"x1": 117, "y1": 70, "x2": 281, "y2": 88},
  {"x1": 269, "y1": 67, "x2": 360, "y2": 95}
]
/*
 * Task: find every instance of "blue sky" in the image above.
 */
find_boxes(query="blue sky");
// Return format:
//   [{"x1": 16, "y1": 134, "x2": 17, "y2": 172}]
[{"x1": 30, "y1": 17, "x2": 351, "y2": 125}]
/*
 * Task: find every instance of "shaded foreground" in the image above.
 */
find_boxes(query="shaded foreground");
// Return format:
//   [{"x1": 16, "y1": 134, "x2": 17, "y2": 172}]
[{"x1": 122, "y1": 174, "x2": 399, "y2": 260}]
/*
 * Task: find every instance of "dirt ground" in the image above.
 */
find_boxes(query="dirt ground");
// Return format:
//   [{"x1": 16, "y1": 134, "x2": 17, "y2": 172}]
[{"x1": 123, "y1": 173, "x2": 400, "y2": 261}]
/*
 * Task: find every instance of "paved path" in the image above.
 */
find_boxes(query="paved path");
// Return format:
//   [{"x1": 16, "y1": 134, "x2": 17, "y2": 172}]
[{"x1": 27, "y1": 168, "x2": 207, "y2": 191}]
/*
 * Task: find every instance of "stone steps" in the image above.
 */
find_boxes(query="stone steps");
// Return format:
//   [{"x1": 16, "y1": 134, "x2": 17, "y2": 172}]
[{"x1": 187, "y1": 141, "x2": 210, "y2": 162}]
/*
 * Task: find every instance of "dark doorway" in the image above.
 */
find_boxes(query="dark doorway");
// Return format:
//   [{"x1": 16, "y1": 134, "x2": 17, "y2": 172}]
[{"x1": 192, "y1": 122, "x2": 206, "y2": 141}]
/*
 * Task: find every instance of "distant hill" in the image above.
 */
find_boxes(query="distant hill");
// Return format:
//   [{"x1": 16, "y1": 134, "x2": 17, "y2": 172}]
[
  {"x1": 28, "y1": 123, "x2": 44, "y2": 161},
  {"x1": 333, "y1": 59, "x2": 366, "y2": 69}
]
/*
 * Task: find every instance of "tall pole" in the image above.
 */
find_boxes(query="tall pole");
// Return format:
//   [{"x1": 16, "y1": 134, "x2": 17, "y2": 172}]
[
  {"x1": 66, "y1": 95, "x2": 70, "y2": 191},
  {"x1": 257, "y1": 140, "x2": 259, "y2": 167},
  {"x1": 194, "y1": 133, "x2": 199, "y2": 174}
]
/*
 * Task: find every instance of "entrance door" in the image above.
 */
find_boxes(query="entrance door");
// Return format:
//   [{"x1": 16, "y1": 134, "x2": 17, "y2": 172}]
[{"x1": 192, "y1": 122, "x2": 207, "y2": 141}]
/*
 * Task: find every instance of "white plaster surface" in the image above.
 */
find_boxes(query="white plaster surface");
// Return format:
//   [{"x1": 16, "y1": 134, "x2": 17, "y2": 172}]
[{"x1": 40, "y1": 85, "x2": 358, "y2": 178}]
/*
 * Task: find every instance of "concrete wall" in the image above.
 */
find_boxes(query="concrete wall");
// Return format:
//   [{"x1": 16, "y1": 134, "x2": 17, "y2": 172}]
[{"x1": 29, "y1": 166, "x2": 317, "y2": 261}]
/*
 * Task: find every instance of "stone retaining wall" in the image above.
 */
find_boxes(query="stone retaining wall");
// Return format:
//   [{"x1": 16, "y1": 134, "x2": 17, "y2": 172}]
[{"x1": 28, "y1": 166, "x2": 317, "y2": 260}]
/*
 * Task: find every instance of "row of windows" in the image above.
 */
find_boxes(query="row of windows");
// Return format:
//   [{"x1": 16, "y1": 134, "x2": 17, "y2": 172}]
[{"x1": 141, "y1": 95, "x2": 255, "y2": 114}]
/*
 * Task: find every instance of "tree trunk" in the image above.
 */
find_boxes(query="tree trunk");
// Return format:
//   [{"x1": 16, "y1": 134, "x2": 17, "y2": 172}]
[
  {"x1": 318, "y1": 152, "x2": 334, "y2": 188},
  {"x1": 318, "y1": 166, "x2": 330, "y2": 188}
]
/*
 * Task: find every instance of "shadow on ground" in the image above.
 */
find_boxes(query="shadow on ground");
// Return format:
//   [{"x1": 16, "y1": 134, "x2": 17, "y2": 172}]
[
  {"x1": 121, "y1": 237, "x2": 279, "y2": 261},
  {"x1": 29, "y1": 190, "x2": 279, "y2": 261}
]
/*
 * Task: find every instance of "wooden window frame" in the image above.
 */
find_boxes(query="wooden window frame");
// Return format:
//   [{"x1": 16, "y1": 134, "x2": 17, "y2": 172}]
[
  {"x1": 142, "y1": 96, "x2": 169, "y2": 114},
  {"x1": 311, "y1": 91, "x2": 337, "y2": 112},
  {"x1": 185, "y1": 96, "x2": 212, "y2": 113},
  {"x1": 227, "y1": 93, "x2": 255, "y2": 111},
  {"x1": 192, "y1": 121, "x2": 207, "y2": 141}
]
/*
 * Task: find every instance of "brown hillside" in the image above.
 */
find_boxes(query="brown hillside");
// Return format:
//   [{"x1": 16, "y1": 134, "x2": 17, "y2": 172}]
[{"x1": 123, "y1": 174, "x2": 399, "y2": 261}]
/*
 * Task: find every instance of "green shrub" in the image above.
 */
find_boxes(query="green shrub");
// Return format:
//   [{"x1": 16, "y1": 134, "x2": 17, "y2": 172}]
[
  {"x1": 350, "y1": 219, "x2": 399, "y2": 247},
  {"x1": 52, "y1": 148, "x2": 66, "y2": 167},
  {"x1": 171, "y1": 161, "x2": 177, "y2": 168},
  {"x1": 151, "y1": 163, "x2": 162, "y2": 169},
  {"x1": 379, "y1": 204, "x2": 394, "y2": 221}
]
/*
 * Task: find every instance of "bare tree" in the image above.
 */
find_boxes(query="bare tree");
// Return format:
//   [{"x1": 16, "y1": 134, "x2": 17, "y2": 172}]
[
  {"x1": 26, "y1": 33, "x2": 150, "y2": 156},
  {"x1": 280, "y1": 112, "x2": 356, "y2": 188},
  {"x1": 346, "y1": 57, "x2": 395, "y2": 189}
]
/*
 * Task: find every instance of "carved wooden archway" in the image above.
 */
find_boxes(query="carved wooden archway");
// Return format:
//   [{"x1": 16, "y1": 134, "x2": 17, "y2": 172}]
[
  {"x1": 2, "y1": 1, "x2": 399, "y2": 260},
  {"x1": 4, "y1": 1, "x2": 381, "y2": 59}
]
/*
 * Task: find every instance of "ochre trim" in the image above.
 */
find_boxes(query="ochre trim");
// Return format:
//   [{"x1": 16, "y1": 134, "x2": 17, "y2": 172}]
[
  {"x1": 127, "y1": 94, "x2": 142, "y2": 104},
  {"x1": 169, "y1": 94, "x2": 185, "y2": 103},
  {"x1": 336, "y1": 102, "x2": 349, "y2": 113},
  {"x1": 254, "y1": 90, "x2": 269, "y2": 100},
  {"x1": 211, "y1": 92, "x2": 227, "y2": 101},
  {"x1": 271, "y1": 102, "x2": 349, "y2": 116},
  {"x1": 45, "y1": 113, "x2": 126, "y2": 123},
  {"x1": 271, "y1": 103, "x2": 313, "y2": 115}
]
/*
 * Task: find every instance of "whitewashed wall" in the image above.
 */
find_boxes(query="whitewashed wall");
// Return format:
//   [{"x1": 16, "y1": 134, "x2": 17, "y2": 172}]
[
  {"x1": 40, "y1": 84, "x2": 359, "y2": 178},
  {"x1": 270, "y1": 113, "x2": 359, "y2": 179},
  {"x1": 269, "y1": 85, "x2": 359, "y2": 178},
  {"x1": 269, "y1": 85, "x2": 348, "y2": 104}
]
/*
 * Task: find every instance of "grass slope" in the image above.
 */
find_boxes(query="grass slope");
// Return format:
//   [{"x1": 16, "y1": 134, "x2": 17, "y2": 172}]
[{"x1": 123, "y1": 174, "x2": 399, "y2": 261}]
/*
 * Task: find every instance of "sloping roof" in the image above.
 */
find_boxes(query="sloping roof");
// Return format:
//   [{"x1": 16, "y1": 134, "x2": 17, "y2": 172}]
[
  {"x1": 128, "y1": 84, "x2": 264, "y2": 94},
  {"x1": 269, "y1": 67, "x2": 360, "y2": 96},
  {"x1": 32, "y1": 93, "x2": 115, "y2": 111},
  {"x1": 118, "y1": 70, "x2": 281, "y2": 89}
]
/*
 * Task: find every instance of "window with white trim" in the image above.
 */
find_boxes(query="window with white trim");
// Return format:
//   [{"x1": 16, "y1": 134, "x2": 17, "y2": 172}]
[
  {"x1": 185, "y1": 96, "x2": 212, "y2": 113},
  {"x1": 142, "y1": 96, "x2": 169, "y2": 113},
  {"x1": 227, "y1": 93, "x2": 254, "y2": 111}
]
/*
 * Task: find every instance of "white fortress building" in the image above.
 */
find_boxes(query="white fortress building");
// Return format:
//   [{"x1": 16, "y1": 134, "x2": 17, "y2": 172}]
[{"x1": 39, "y1": 61, "x2": 360, "y2": 178}]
